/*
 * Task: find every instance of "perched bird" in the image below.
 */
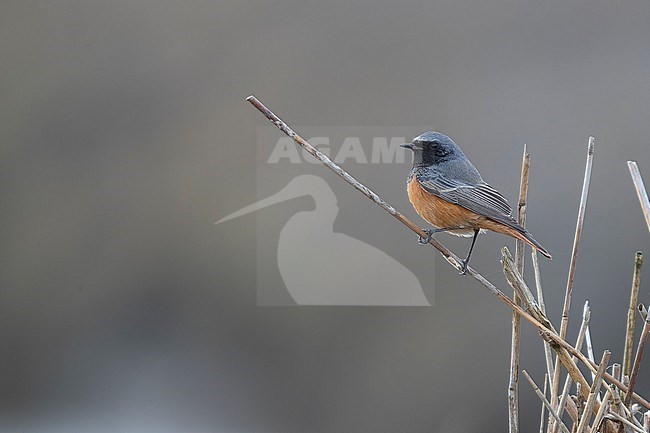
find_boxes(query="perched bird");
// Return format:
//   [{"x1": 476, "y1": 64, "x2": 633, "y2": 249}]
[{"x1": 401, "y1": 131, "x2": 551, "y2": 274}]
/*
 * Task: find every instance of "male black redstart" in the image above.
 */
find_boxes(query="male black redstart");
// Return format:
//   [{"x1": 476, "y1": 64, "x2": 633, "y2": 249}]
[{"x1": 401, "y1": 131, "x2": 551, "y2": 274}]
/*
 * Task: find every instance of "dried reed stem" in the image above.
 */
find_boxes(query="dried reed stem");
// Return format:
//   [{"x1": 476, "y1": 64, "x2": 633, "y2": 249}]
[
  {"x1": 643, "y1": 411, "x2": 649, "y2": 432},
  {"x1": 559, "y1": 331, "x2": 650, "y2": 409},
  {"x1": 499, "y1": 257, "x2": 601, "y2": 422},
  {"x1": 540, "y1": 374, "x2": 548, "y2": 433},
  {"x1": 509, "y1": 147, "x2": 530, "y2": 433},
  {"x1": 624, "y1": 252, "x2": 644, "y2": 377},
  {"x1": 564, "y1": 395, "x2": 579, "y2": 424},
  {"x1": 612, "y1": 363, "x2": 621, "y2": 382},
  {"x1": 624, "y1": 309, "x2": 650, "y2": 406},
  {"x1": 628, "y1": 161, "x2": 650, "y2": 234},
  {"x1": 633, "y1": 410, "x2": 646, "y2": 430},
  {"x1": 576, "y1": 350, "x2": 611, "y2": 433},
  {"x1": 605, "y1": 412, "x2": 647, "y2": 433},
  {"x1": 611, "y1": 386, "x2": 624, "y2": 416},
  {"x1": 502, "y1": 248, "x2": 555, "y2": 332},
  {"x1": 546, "y1": 338, "x2": 598, "y2": 414},
  {"x1": 574, "y1": 382, "x2": 584, "y2": 432},
  {"x1": 523, "y1": 370, "x2": 572, "y2": 433},
  {"x1": 585, "y1": 325, "x2": 595, "y2": 383},
  {"x1": 515, "y1": 146, "x2": 530, "y2": 271},
  {"x1": 626, "y1": 163, "x2": 650, "y2": 405},
  {"x1": 553, "y1": 302, "x2": 591, "y2": 433},
  {"x1": 591, "y1": 385, "x2": 613, "y2": 433},
  {"x1": 532, "y1": 251, "x2": 555, "y2": 387},
  {"x1": 552, "y1": 137, "x2": 595, "y2": 412}
]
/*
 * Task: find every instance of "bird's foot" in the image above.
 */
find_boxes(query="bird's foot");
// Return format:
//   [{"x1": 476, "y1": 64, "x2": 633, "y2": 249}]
[
  {"x1": 459, "y1": 259, "x2": 469, "y2": 275},
  {"x1": 418, "y1": 226, "x2": 468, "y2": 245},
  {"x1": 418, "y1": 228, "x2": 433, "y2": 245}
]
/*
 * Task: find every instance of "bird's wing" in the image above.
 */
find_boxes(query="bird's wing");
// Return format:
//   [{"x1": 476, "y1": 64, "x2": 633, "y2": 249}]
[{"x1": 415, "y1": 170, "x2": 516, "y2": 224}]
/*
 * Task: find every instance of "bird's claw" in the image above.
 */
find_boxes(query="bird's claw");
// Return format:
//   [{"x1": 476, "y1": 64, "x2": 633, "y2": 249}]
[
  {"x1": 459, "y1": 259, "x2": 469, "y2": 275},
  {"x1": 418, "y1": 228, "x2": 433, "y2": 245}
]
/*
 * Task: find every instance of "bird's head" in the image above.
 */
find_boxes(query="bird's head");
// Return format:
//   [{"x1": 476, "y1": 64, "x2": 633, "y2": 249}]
[{"x1": 401, "y1": 131, "x2": 461, "y2": 166}]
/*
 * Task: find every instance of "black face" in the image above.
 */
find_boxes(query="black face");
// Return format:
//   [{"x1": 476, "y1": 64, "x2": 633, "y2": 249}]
[{"x1": 402, "y1": 138, "x2": 455, "y2": 166}]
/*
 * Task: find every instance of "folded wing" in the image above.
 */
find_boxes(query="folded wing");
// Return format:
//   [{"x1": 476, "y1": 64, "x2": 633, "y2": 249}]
[{"x1": 415, "y1": 170, "x2": 517, "y2": 228}]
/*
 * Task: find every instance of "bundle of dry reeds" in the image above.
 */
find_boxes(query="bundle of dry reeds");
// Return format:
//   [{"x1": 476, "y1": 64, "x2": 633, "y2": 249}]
[
  {"x1": 245, "y1": 95, "x2": 650, "y2": 433},
  {"x1": 505, "y1": 144, "x2": 650, "y2": 433}
]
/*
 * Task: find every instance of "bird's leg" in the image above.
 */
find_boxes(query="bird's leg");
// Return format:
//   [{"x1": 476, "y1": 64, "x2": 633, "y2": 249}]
[
  {"x1": 459, "y1": 229, "x2": 480, "y2": 275},
  {"x1": 417, "y1": 226, "x2": 467, "y2": 245}
]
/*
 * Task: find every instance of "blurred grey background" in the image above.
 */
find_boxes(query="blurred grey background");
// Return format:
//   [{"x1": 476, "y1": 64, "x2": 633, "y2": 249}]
[{"x1": 2, "y1": 0, "x2": 650, "y2": 431}]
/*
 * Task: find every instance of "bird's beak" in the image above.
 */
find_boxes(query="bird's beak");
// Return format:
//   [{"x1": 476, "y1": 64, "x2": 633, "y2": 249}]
[
  {"x1": 400, "y1": 143, "x2": 414, "y2": 150},
  {"x1": 215, "y1": 180, "x2": 304, "y2": 224}
]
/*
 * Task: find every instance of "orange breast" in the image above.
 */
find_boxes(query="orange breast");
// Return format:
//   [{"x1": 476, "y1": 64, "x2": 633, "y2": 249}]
[
  {"x1": 406, "y1": 177, "x2": 529, "y2": 241},
  {"x1": 407, "y1": 177, "x2": 483, "y2": 230}
]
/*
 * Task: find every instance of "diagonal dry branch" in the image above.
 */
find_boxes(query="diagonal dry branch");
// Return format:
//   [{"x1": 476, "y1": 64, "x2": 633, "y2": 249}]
[
  {"x1": 544, "y1": 325, "x2": 650, "y2": 410},
  {"x1": 247, "y1": 95, "x2": 479, "y2": 274},
  {"x1": 539, "y1": 374, "x2": 548, "y2": 433},
  {"x1": 523, "y1": 370, "x2": 571, "y2": 433},
  {"x1": 245, "y1": 94, "x2": 650, "y2": 411}
]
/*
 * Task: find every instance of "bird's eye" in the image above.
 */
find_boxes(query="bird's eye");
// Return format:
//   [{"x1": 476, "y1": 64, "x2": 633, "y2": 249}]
[{"x1": 435, "y1": 146, "x2": 449, "y2": 158}]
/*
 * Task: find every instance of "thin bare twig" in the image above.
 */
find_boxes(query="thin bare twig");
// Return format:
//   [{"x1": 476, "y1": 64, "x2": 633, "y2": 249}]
[
  {"x1": 509, "y1": 146, "x2": 530, "y2": 433},
  {"x1": 552, "y1": 137, "x2": 595, "y2": 413},
  {"x1": 643, "y1": 411, "x2": 649, "y2": 432},
  {"x1": 246, "y1": 95, "x2": 469, "y2": 272},
  {"x1": 523, "y1": 370, "x2": 572, "y2": 433},
  {"x1": 576, "y1": 350, "x2": 611, "y2": 433},
  {"x1": 540, "y1": 374, "x2": 548, "y2": 433},
  {"x1": 246, "y1": 95, "x2": 650, "y2": 412},
  {"x1": 624, "y1": 252, "x2": 644, "y2": 378}
]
